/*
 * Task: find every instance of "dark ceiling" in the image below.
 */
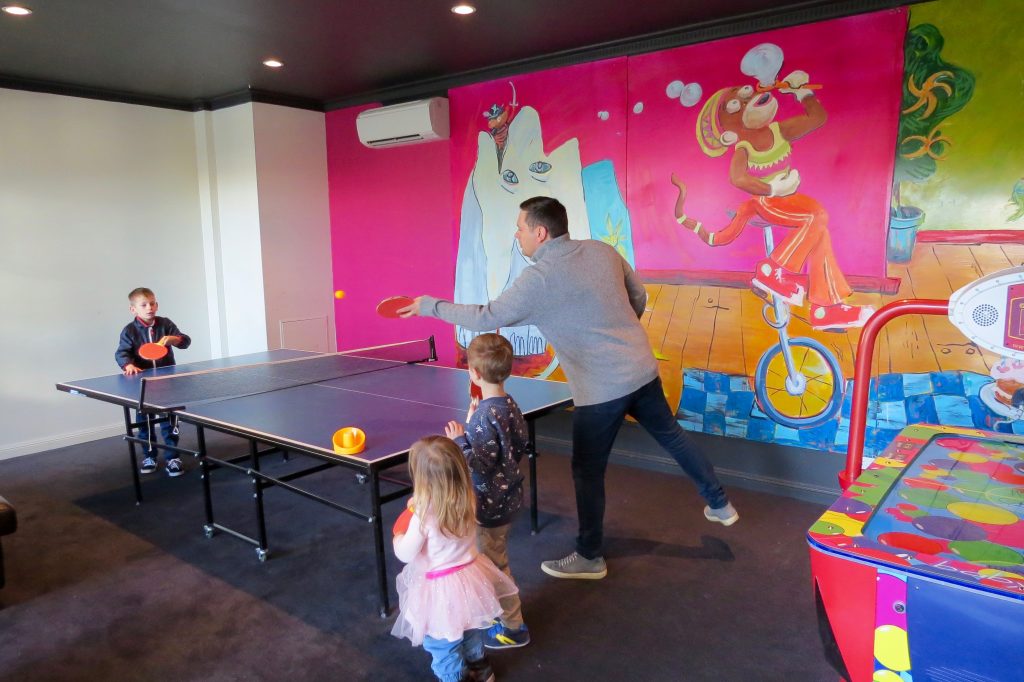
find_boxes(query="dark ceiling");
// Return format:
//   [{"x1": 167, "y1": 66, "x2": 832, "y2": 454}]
[{"x1": 0, "y1": 0, "x2": 907, "y2": 111}]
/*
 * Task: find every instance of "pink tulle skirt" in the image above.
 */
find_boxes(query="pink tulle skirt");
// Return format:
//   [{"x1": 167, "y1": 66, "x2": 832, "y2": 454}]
[{"x1": 391, "y1": 554, "x2": 518, "y2": 645}]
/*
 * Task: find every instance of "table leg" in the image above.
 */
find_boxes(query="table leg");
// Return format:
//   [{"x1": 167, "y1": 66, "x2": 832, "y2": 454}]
[
  {"x1": 529, "y1": 420, "x2": 538, "y2": 534},
  {"x1": 123, "y1": 406, "x2": 143, "y2": 505},
  {"x1": 369, "y1": 468, "x2": 390, "y2": 617},
  {"x1": 198, "y1": 426, "x2": 216, "y2": 538},
  {"x1": 250, "y1": 440, "x2": 270, "y2": 561}
]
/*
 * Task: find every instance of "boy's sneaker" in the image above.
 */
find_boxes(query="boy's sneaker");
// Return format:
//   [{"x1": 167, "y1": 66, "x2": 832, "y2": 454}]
[
  {"x1": 541, "y1": 551, "x2": 607, "y2": 579},
  {"x1": 166, "y1": 458, "x2": 184, "y2": 477},
  {"x1": 484, "y1": 622, "x2": 530, "y2": 649},
  {"x1": 140, "y1": 457, "x2": 158, "y2": 474},
  {"x1": 464, "y1": 656, "x2": 495, "y2": 682},
  {"x1": 751, "y1": 259, "x2": 806, "y2": 307},
  {"x1": 704, "y1": 502, "x2": 739, "y2": 527}
]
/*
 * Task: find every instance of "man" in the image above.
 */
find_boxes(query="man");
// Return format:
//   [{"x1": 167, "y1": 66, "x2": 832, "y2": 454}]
[{"x1": 399, "y1": 196, "x2": 738, "y2": 579}]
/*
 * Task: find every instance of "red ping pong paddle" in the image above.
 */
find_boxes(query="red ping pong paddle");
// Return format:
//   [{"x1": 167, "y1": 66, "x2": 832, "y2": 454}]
[
  {"x1": 376, "y1": 296, "x2": 414, "y2": 319},
  {"x1": 139, "y1": 342, "x2": 168, "y2": 361},
  {"x1": 393, "y1": 505, "x2": 415, "y2": 537},
  {"x1": 470, "y1": 382, "x2": 483, "y2": 400}
]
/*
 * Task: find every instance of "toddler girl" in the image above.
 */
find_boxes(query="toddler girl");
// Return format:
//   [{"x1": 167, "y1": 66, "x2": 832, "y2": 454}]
[{"x1": 392, "y1": 435, "x2": 517, "y2": 682}]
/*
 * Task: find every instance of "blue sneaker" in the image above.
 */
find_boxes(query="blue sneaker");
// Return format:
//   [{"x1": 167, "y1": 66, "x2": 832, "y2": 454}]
[
  {"x1": 140, "y1": 457, "x2": 158, "y2": 474},
  {"x1": 484, "y1": 622, "x2": 530, "y2": 649},
  {"x1": 166, "y1": 458, "x2": 185, "y2": 477}
]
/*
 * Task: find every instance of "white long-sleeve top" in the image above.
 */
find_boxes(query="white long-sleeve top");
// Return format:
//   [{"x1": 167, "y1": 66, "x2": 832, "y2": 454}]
[{"x1": 392, "y1": 508, "x2": 477, "y2": 573}]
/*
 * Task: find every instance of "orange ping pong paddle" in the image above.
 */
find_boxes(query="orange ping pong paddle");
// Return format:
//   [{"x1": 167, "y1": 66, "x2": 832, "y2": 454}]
[
  {"x1": 376, "y1": 295, "x2": 414, "y2": 318},
  {"x1": 393, "y1": 504, "x2": 415, "y2": 536},
  {"x1": 139, "y1": 342, "x2": 169, "y2": 361}
]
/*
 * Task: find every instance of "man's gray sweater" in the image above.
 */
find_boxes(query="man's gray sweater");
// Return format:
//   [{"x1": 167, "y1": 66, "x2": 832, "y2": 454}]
[{"x1": 420, "y1": 235, "x2": 658, "y2": 406}]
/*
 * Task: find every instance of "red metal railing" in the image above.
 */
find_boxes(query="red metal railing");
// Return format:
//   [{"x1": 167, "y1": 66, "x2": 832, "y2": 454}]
[{"x1": 841, "y1": 298, "x2": 950, "y2": 490}]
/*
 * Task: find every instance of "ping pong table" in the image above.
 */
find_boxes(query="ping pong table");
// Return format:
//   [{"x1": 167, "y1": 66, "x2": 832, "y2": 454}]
[{"x1": 57, "y1": 338, "x2": 573, "y2": 615}]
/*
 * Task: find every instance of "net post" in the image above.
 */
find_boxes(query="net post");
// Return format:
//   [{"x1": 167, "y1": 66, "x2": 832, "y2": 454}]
[
  {"x1": 428, "y1": 336, "x2": 437, "y2": 362},
  {"x1": 137, "y1": 376, "x2": 148, "y2": 413}
]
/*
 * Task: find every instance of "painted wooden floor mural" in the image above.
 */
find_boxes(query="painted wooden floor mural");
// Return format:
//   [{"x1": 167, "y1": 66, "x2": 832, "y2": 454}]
[{"x1": 640, "y1": 243, "x2": 1024, "y2": 456}]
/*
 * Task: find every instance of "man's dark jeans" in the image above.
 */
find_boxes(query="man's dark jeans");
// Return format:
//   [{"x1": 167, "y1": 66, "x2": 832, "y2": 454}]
[{"x1": 571, "y1": 376, "x2": 728, "y2": 559}]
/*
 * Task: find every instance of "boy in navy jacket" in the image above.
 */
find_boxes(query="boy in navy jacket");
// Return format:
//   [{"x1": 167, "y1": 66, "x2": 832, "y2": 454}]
[{"x1": 115, "y1": 287, "x2": 191, "y2": 476}]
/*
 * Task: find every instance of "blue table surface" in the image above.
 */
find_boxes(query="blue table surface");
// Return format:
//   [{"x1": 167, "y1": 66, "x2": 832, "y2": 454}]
[
  {"x1": 59, "y1": 352, "x2": 572, "y2": 465},
  {"x1": 57, "y1": 350, "x2": 317, "y2": 404}
]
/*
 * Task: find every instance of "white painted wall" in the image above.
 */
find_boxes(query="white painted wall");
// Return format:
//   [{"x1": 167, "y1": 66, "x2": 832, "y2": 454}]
[
  {"x1": 0, "y1": 94, "x2": 334, "y2": 461},
  {"x1": 253, "y1": 103, "x2": 335, "y2": 352},
  {"x1": 204, "y1": 103, "x2": 268, "y2": 357},
  {"x1": 0, "y1": 88, "x2": 211, "y2": 459}
]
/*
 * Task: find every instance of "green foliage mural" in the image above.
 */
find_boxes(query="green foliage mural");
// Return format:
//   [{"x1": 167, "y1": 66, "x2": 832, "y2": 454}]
[
  {"x1": 894, "y1": 24, "x2": 975, "y2": 204},
  {"x1": 899, "y1": 0, "x2": 1024, "y2": 232},
  {"x1": 887, "y1": 22, "x2": 976, "y2": 262}
]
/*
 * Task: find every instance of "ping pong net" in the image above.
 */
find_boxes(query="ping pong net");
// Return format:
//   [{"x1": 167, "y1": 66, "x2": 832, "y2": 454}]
[{"x1": 136, "y1": 337, "x2": 437, "y2": 412}]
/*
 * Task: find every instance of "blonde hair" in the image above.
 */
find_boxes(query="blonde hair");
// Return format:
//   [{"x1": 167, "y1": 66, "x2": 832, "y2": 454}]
[
  {"x1": 128, "y1": 287, "x2": 155, "y2": 303},
  {"x1": 408, "y1": 436, "x2": 475, "y2": 538},
  {"x1": 467, "y1": 333, "x2": 513, "y2": 384}
]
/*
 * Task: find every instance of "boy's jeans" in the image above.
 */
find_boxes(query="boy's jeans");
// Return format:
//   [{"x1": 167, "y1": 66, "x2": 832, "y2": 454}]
[
  {"x1": 422, "y1": 628, "x2": 485, "y2": 682},
  {"x1": 571, "y1": 376, "x2": 729, "y2": 559},
  {"x1": 135, "y1": 410, "x2": 178, "y2": 452}
]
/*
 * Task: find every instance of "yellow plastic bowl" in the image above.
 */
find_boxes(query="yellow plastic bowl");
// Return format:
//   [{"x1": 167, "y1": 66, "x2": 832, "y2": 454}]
[{"x1": 332, "y1": 427, "x2": 366, "y2": 455}]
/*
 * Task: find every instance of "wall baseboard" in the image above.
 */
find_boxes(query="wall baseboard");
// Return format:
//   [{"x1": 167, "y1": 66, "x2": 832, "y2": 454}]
[
  {"x1": 536, "y1": 424, "x2": 841, "y2": 507},
  {"x1": 0, "y1": 423, "x2": 124, "y2": 461}
]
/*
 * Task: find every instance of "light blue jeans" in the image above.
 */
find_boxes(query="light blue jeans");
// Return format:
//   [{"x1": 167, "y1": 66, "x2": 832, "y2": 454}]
[{"x1": 422, "y1": 628, "x2": 485, "y2": 682}]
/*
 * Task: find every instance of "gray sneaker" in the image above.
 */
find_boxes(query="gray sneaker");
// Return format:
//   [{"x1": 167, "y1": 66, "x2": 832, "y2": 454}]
[
  {"x1": 541, "y1": 551, "x2": 607, "y2": 579},
  {"x1": 704, "y1": 502, "x2": 739, "y2": 526}
]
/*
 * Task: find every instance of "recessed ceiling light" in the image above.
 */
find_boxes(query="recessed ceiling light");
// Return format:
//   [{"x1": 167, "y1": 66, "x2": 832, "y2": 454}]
[
  {"x1": 2, "y1": 5, "x2": 33, "y2": 15},
  {"x1": 451, "y1": 4, "x2": 475, "y2": 15},
  {"x1": 262, "y1": 59, "x2": 284, "y2": 68}
]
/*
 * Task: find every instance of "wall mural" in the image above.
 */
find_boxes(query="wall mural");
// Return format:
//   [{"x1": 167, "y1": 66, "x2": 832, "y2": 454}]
[
  {"x1": 446, "y1": 1, "x2": 1024, "y2": 457},
  {"x1": 897, "y1": 0, "x2": 1023, "y2": 234},
  {"x1": 449, "y1": 59, "x2": 628, "y2": 378}
]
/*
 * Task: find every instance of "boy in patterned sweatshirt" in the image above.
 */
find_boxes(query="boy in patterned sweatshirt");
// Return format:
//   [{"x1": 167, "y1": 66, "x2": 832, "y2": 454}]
[{"x1": 445, "y1": 333, "x2": 532, "y2": 649}]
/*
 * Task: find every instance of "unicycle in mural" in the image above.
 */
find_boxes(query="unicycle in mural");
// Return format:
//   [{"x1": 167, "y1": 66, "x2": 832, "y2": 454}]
[{"x1": 751, "y1": 222, "x2": 844, "y2": 428}]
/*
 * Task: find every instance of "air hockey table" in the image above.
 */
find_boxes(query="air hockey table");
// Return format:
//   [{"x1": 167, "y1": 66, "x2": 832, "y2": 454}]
[
  {"x1": 810, "y1": 267, "x2": 1024, "y2": 681},
  {"x1": 809, "y1": 424, "x2": 1024, "y2": 681}
]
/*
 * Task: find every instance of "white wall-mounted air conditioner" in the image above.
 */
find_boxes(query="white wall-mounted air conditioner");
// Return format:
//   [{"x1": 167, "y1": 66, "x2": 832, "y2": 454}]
[{"x1": 355, "y1": 97, "x2": 450, "y2": 148}]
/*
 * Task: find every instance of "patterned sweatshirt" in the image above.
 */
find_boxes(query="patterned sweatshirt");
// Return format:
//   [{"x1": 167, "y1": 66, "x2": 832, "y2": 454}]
[{"x1": 454, "y1": 395, "x2": 530, "y2": 528}]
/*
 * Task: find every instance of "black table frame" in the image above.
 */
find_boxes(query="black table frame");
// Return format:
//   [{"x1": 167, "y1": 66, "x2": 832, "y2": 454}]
[
  {"x1": 58, "y1": 348, "x2": 566, "y2": 617},
  {"x1": 183, "y1": 414, "x2": 551, "y2": 617}
]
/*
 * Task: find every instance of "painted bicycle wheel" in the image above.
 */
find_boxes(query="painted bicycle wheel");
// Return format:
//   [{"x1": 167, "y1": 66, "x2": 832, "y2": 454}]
[{"x1": 754, "y1": 337, "x2": 844, "y2": 429}]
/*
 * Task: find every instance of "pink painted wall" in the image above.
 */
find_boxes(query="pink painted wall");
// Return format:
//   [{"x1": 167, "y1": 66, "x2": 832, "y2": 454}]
[
  {"x1": 627, "y1": 9, "x2": 907, "y2": 275},
  {"x1": 325, "y1": 105, "x2": 455, "y2": 364}
]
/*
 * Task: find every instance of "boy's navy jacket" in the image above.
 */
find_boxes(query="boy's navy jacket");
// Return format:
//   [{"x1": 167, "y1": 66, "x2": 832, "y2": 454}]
[{"x1": 115, "y1": 317, "x2": 191, "y2": 369}]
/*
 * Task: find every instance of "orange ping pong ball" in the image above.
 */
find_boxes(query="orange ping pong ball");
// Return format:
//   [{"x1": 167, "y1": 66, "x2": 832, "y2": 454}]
[{"x1": 334, "y1": 290, "x2": 346, "y2": 299}]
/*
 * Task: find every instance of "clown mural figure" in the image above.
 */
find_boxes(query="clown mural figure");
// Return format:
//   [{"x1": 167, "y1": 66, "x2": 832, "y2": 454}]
[{"x1": 671, "y1": 43, "x2": 874, "y2": 331}]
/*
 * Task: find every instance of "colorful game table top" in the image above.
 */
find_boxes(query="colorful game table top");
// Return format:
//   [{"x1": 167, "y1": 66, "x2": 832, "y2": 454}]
[{"x1": 808, "y1": 424, "x2": 1024, "y2": 598}]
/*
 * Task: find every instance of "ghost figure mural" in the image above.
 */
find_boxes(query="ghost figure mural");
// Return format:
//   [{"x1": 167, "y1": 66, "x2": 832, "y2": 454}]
[{"x1": 454, "y1": 101, "x2": 591, "y2": 371}]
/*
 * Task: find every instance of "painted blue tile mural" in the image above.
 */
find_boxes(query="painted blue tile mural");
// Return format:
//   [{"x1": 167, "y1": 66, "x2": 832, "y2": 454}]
[{"x1": 675, "y1": 369, "x2": 1020, "y2": 457}]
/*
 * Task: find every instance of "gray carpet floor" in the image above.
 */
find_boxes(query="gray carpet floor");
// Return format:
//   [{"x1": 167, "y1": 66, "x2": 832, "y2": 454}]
[{"x1": 0, "y1": 428, "x2": 838, "y2": 681}]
